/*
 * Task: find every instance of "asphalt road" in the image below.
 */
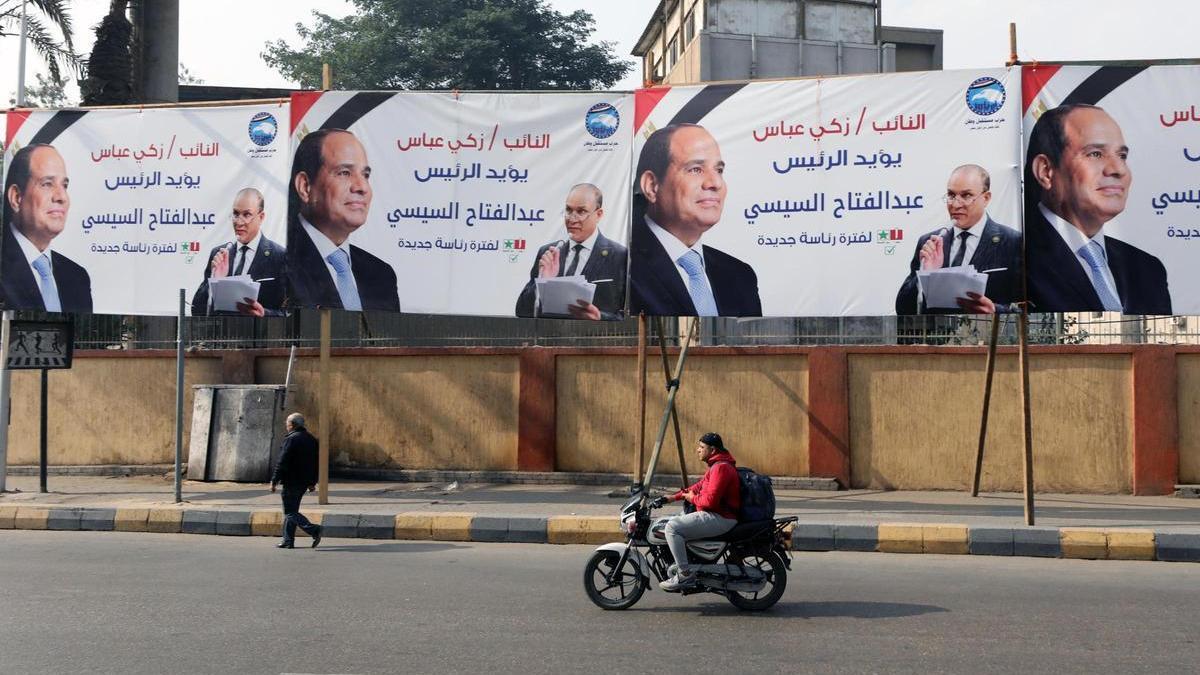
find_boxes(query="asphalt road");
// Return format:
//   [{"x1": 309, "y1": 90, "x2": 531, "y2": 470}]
[{"x1": 2, "y1": 531, "x2": 1198, "y2": 674}]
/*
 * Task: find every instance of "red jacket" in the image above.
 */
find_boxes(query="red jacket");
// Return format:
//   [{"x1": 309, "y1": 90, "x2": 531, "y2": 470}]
[{"x1": 672, "y1": 449, "x2": 741, "y2": 520}]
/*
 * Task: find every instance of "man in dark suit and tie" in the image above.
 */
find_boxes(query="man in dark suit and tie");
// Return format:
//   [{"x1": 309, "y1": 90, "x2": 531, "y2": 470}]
[
  {"x1": 191, "y1": 188, "x2": 287, "y2": 316},
  {"x1": 629, "y1": 123, "x2": 761, "y2": 317},
  {"x1": 895, "y1": 164, "x2": 1021, "y2": 314},
  {"x1": 1, "y1": 143, "x2": 92, "y2": 313},
  {"x1": 287, "y1": 128, "x2": 400, "y2": 312},
  {"x1": 515, "y1": 183, "x2": 628, "y2": 320},
  {"x1": 1025, "y1": 103, "x2": 1171, "y2": 315}
]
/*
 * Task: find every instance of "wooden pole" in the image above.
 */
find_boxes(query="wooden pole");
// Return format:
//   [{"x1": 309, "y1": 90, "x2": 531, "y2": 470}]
[
  {"x1": 318, "y1": 309, "x2": 331, "y2": 505},
  {"x1": 1007, "y1": 23, "x2": 1019, "y2": 65},
  {"x1": 971, "y1": 314, "x2": 1002, "y2": 496},
  {"x1": 657, "y1": 317, "x2": 691, "y2": 489},
  {"x1": 642, "y1": 318, "x2": 699, "y2": 492},
  {"x1": 635, "y1": 313, "x2": 647, "y2": 483},
  {"x1": 1019, "y1": 305, "x2": 1035, "y2": 525}
]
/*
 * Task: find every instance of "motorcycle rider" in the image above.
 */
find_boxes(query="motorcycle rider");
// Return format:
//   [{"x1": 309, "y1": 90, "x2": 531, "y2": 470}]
[{"x1": 659, "y1": 432, "x2": 741, "y2": 591}]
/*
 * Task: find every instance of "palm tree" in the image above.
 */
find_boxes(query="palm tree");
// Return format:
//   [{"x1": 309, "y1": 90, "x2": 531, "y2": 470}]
[{"x1": 0, "y1": 0, "x2": 83, "y2": 85}]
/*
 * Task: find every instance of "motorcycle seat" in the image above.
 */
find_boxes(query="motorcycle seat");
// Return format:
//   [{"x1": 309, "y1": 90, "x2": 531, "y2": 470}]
[{"x1": 706, "y1": 519, "x2": 775, "y2": 542}]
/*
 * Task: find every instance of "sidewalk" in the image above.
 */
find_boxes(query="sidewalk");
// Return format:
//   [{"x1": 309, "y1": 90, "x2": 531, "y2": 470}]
[{"x1": 2, "y1": 474, "x2": 1199, "y2": 561}]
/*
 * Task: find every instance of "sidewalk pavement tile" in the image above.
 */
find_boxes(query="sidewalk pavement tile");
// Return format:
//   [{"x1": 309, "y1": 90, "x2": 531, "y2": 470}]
[
  {"x1": 114, "y1": 508, "x2": 149, "y2": 532},
  {"x1": 47, "y1": 508, "x2": 83, "y2": 531},
  {"x1": 923, "y1": 524, "x2": 969, "y2": 554},
  {"x1": 968, "y1": 527, "x2": 1015, "y2": 556},
  {"x1": 1012, "y1": 527, "x2": 1061, "y2": 558},
  {"x1": 147, "y1": 509, "x2": 183, "y2": 533},
  {"x1": 1061, "y1": 528, "x2": 1108, "y2": 559},
  {"x1": 1155, "y1": 533, "x2": 1200, "y2": 562},
  {"x1": 834, "y1": 524, "x2": 878, "y2": 552},
  {"x1": 80, "y1": 508, "x2": 116, "y2": 531},
  {"x1": 215, "y1": 511, "x2": 252, "y2": 536},
  {"x1": 878, "y1": 524, "x2": 923, "y2": 554},
  {"x1": 1105, "y1": 530, "x2": 1155, "y2": 560},
  {"x1": 181, "y1": 511, "x2": 219, "y2": 535},
  {"x1": 793, "y1": 524, "x2": 835, "y2": 551}
]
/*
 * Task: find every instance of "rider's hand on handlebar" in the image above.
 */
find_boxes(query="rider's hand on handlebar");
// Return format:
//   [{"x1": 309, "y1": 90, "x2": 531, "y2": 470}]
[{"x1": 649, "y1": 495, "x2": 669, "y2": 509}]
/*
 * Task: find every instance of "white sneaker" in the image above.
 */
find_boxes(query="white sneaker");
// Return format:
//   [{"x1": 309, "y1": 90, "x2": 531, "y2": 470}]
[{"x1": 659, "y1": 572, "x2": 697, "y2": 592}]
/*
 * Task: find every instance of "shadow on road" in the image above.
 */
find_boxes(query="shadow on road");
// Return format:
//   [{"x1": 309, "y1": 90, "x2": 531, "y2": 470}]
[
  {"x1": 642, "y1": 600, "x2": 948, "y2": 619},
  {"x1": 314, "y1": 542, "x2": 466, "y2": 554}
]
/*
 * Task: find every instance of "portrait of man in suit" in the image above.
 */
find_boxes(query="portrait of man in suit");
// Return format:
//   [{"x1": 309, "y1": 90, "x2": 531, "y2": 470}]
[
  {"x1": 287, "y1": 128, "x2": 400, "y2": 312},
  {"x1": 895, "y1": 164, "x2": 1021, "y2": 314},
  {"x1": 1025, "y1": 103, "x2": 1171, "y2": 315},
  {"x1": 191, "y1": 187, "x2": 287, "y2": 317},
  {"x1": 1, "y1": 143, "x2": 92, "y2": 313},
  {"x1": 514, "y1": 183, "x2": 628, "y2": 320},
  {"x1": 629, "y1": 123, "x2": 761, "y2": 317}
]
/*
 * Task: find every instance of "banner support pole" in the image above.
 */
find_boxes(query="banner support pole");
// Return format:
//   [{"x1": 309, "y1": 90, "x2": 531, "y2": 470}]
[
  {"x1": 657, "y1": 317, "x2": 690, "y2": 489},
  {"x1": 1019, "y1": 305, "x2": 1035, "y2": 525},
  {"x1": 971, "y1": 314, "x2": 1002, "y2": 497},
  {"x1": 318, "y1": 309, "x2": 331, "y2": 505},
  {"x1": 641, "y1": 317, "x2": 698, "y2": 493}
]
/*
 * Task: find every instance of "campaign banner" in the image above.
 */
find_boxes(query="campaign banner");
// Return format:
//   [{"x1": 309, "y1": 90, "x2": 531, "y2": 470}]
[
  {"x1": 630, "y1": 68, "x2": 1023, "y2": 317},
  {"x1": 1022, "y1": 64, "x2": 1198, "y2": 315},
  {"x1": 287, "y1": 91, "x2": 633, "y2": 319},
  {"x1": 2, "y1": 104, "x2": 290, "y2": 316}
]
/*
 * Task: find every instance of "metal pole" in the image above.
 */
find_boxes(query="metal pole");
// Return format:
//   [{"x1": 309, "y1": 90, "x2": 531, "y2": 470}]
[
  {"x1": 39, "y1": 368, "x2": 47, "y2": 493},
  {"x1": 174, "y1": 289, "x2": 185, "y2": 503},
  {"x1": 657, "y1": 317, "x2": 690, "y2": 489},
  {"x1": 1019, "y1": 306, "x2": 1035, "y2": 526},
  {"x1": 971, "y1": 315, "x2": 1002, "y2": 496},
  {"x1": 281, "y1": 344, "x2": 297, "y2": 410},
  {"x1": 642, "y1": 318, "x2": 698, "y2": 492},
  {"x1": 16, "y1": 1, "x2": 28, "y2": 106},
  {"x1": 634, "y1": 314, "x2": 646, "y2": 484},
  {"x1": 318, "y1": 309, "x2": 331, "y2": 505},
  {"x1": 0, "y1": 311, "x2": 12, "y2": 493}
]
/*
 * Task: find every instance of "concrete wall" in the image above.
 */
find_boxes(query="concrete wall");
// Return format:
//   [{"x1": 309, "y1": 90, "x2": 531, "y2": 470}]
[
  {"x1": 7, "y1": 354, "x2": 223, "y2": 465},
  {"x1": 555, "y1": 354, "x2": 808, "y2": 476},
  {"x1": 257, "y1": 354, "x2": 519, "y2": 472},
  {"x1": 1179, "y1": 354, "x2": 1200, "y2": 483},
  {"x1": 849, "y1": 353, "x2": 1132, "y2": 492}
]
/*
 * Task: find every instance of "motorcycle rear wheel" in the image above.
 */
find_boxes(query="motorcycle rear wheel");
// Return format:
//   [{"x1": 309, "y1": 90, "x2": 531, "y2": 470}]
[
  {"x1": 583, "y1": 549, "x2": 646, "y2": 610},
  {"x1": 726, "y1": 550, "x2": 787, "y2": 611}
]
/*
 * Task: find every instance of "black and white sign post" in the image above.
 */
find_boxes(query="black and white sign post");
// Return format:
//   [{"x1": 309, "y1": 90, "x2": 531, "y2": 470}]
[{"x1": 7, "y1": 321, "x2": 74, "y2": 493}]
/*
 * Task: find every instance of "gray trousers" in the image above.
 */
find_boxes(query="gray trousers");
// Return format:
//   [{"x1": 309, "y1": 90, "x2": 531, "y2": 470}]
[{"x1": 664, "y1": 510, "x2": 737, "y2": 574}]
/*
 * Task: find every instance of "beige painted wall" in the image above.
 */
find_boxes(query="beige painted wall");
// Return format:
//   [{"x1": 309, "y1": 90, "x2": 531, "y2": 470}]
[
  {"x1": 556, "y1": 354, "x2": 809, "y2": 478},
  {"x1": 1179, "y1": 355, "x2": 1200, "y2": 484},
  {"x1": 258, "y1": 355, "x2": 519, "y2": 471},
  {"x1": 8, "y1": 356, "x2": 223, "y2": 465},
  {"x1": 849, "y1": 354, "x2": 1132, "y2": 492}
]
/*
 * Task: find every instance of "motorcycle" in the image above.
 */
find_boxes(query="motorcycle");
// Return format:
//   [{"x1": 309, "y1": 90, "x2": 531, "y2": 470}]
[{"x1": 582, "y1": 489, "x2": 797, "y2": 611}]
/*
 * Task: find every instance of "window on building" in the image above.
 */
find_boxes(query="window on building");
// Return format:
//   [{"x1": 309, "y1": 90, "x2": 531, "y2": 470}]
[
  {"x1": 668, "y1": 37, "x2": 678, "y2": 68},
  {"x1": 685, "y1": 10, "x2": 695, "y2": 43}
]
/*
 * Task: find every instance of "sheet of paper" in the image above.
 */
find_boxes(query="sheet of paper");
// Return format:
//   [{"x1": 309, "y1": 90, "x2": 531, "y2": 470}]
[
  {"x1": 209, "y1": 275, "x2": 261, "y2": 313},
  {"x1": 535, "y1": 275, "x2": 596, "y2": 316},
  {"x1": 917, "y1": 265, "x2": 988, "y2": 310}
]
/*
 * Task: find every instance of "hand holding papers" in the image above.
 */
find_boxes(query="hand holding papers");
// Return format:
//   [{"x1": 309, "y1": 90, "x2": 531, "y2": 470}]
[
  {"x1": 917, "y1": 265, "x2": 991, "y2": 310},
  {"x1": 208, "y1": 274, "x2": 262, "y2": 313},
  {"x1": 535, "y1": 275, "x2": 597, "y2": 316}
]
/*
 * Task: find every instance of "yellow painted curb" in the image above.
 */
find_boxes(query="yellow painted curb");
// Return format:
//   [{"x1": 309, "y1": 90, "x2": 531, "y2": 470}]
[
  {"x1": 0, "y1": 505, "x2": 17, "y2": 529},
  {"x1": 429, "y1": 512, "x2": 474, "y2": 541},
  {"x1": 14, "y1": 507, "x2": 48, "y2": 530},
  {"x1": 394, "y1": 513, "x2": 433, "y2": 540},
  {"x1": 877, "y1": 523, "x2": 923, "y2": 554},
  {"x1": 147, "y1": 509, "x2": 183, "y2": 533},
  {"x1": 1061, "y1": 528, "x2": 1107, "y2": 559},
  {"x1": 547, "y1": 516, "x2": 621, "y2": 545},
  {"x1": 1106, "y1": 530, "x2": 1155, "y2": 561},
  {"x1": 923, "y1": 524, "x2": 969, "y2": 555},
  {"x1": 113, "y1": 508, "x2": 150, "y2": 532},
  {"x1": 250, "y1": 511, "x2": 283, "y2": 537}
]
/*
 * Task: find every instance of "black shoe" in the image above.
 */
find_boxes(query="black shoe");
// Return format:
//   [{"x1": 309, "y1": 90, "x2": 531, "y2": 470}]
[
  {"x1": 311, "y1": 525, "x2": 323, "y2": 549},
  {"x1": 277, "y1": 541, "x2": 294, "y2": 549}
]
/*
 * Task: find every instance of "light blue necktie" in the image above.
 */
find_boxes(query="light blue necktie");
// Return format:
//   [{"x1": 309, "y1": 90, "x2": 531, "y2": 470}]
[
  {"x1": 1077, "y1": 240, "x2": 1122, "y2": 312},
  {"x1": 31, "y1": 253, "x2": 62, "y2": 312},
  {"x1": 325, "y1": 248, "x2": 362, "y2": 311},
  {"x1": 676, "y1": 249, "x2": 718, "y2": 316}
]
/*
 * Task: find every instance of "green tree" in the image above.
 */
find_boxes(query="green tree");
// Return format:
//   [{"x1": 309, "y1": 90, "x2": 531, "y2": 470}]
[
  {"x1": 262, "y1": 0, "x2": 632, "y2": 91},
  {"x1": 7, "y1": 71, "x2": 71, "y2": 107},
  {"x1": 0, "y1": 0, "x2": 82, "y2": 86}
]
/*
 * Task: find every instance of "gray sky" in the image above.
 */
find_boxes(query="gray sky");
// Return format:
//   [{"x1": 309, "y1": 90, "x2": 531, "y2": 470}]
[{"x1": 3, "y1": 0, "x2": 1200, "y2": 102}]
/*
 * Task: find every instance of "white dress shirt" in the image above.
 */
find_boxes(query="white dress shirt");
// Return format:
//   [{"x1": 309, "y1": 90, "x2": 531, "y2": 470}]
[
  {"x1": 10, "y1": 225, "x2": 55, "y2": 301},
  {"x1": 1038, "y1": 203, "x2": 1122, "y2": 306},
  {"x1": 645, "y1": 216, "x2": 712, "y2": 295},
  {"x1": 559, "y1": 227, "x2": 599, "y2": 276},
  {"x1": 228, "y1": 231, "x2": 262, "y2": 277},
  {"x1": 299, "y1": 214, "x2": 362, "y2": 302},
  {"x1": 947, "y1": 213, "x2": 988, "y2": 267}
]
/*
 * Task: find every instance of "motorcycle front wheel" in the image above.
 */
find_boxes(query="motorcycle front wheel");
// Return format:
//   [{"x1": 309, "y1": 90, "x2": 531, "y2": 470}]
[
  {"x1": 583, "y1": 549, "x2": 645, "y2": 610},
  {"x1": 726, "y1": 550, "x2": 788, "y2": 611}
]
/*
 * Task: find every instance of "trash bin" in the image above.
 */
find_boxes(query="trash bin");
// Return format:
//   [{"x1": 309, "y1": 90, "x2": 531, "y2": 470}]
[{"x1": 187, "y1": 385, "x2": 287, "y2": 482}]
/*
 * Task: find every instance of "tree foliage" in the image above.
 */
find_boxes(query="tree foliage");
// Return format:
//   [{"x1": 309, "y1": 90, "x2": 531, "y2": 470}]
[
  {"x1": 7, "y1": 71, "x2": 71, "y2": 107},
  {"x1": 262, "y1": 0, "x2": 632, "y2": 91},
  {"x1": 80, "y1": 0, "x2": 133, "y2": 106},
  {"x1": 0, "y1": 0, "x2": 83, "y2": 85}
]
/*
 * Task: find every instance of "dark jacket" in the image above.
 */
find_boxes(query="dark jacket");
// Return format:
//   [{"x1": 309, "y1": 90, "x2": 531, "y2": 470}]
[
  {"x1": 671, "y1": 449, "x2": 741, "y2": 520},
  {"x1": 287, "y1": 218, "x2": 401, "y2": 312},
  {"x1": 895, "y1": 217, "x2": 1023, "y2": 314},
  {"x1": 628, "y1": 215, "x2": 761, "y2": 317},
  {"x1": 191, "y1": 235, "x2": 288, "y2": 316},
  {"x1": 514, "y1": 231, "x2": 629, "y2": 320},
  {"x1": 1026, "y1": 207, "x2": 1172, "y2": 315},
  {"x1": 272, "y1": 427, "x2": 319, "y2": 488},
  {"x1": 1, "y1": 226, "x2": 93, "y2": 313}
]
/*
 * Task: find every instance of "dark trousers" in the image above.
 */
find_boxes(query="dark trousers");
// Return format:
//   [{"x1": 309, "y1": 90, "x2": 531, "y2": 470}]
[{"x1": 281, "y1": 485, "x2": 319, "y2": 544}]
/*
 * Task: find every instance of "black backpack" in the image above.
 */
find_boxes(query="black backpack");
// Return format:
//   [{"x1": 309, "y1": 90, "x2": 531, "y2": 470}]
[{"x1": 722, "y1": 462, "x2": 776, "y2": 521}]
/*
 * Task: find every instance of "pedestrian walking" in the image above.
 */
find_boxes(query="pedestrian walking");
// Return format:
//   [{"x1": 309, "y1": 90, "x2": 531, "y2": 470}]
[{"x1": 270, "y1": 412, "x2": 323, "y2": 549}]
